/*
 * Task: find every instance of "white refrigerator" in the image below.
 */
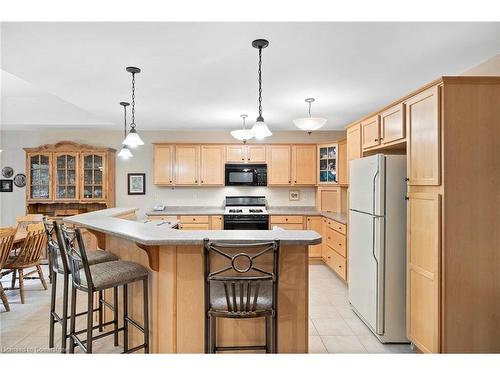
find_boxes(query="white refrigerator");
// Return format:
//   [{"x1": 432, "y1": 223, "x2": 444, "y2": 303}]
[{"x1": 348, "y1": 154, "x2": 408, "y2": 343}]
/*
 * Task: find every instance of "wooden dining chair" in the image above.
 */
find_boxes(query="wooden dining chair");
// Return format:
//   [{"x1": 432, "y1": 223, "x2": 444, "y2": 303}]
[
  {"x1": 0, "y1": 227, "x2": 17, "y2": 311},
  {"x1": 4, "y1": 222, "x2": 48, "y2": 304},
  {"x1": 16, "y1": 214, "x2": 45, "y2": 230}
]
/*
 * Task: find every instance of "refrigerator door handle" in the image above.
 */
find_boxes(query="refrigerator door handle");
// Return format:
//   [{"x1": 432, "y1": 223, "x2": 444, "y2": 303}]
[
  {"x1": 372, "y1": 168, "x2": 379, "y2": 216},
  {"x1": 372, "y1": 215, "x2": 385, "y2": 335}
]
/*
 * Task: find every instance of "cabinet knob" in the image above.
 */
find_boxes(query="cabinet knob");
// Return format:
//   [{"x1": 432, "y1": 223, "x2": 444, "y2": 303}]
[
  {"x1": 294, "y1": 180, "x2": 297, "y2": 183},
  {"x1": 201, "y1": 180, "x2": 204, "y2": 183},
  {"x1": 288, "y1": 180, "x2": 291, "y2": 183},
  {"x1": 374, "y1": 138, "x2": 378, "y2": 142},
  {"x1": 169, "y1": 180, "x2": 172, "y2": 183},
  {"x1": 338, "y1": 243, "x2": 342, "y2": 246},
  {"x1": 242, "y1": 158, "x2": 244, "y2": 160},
  {"x1": 195, "y1": 180, "x2": 198, "y2": 183},
  {"x1": 405, "y1": 196, "x2": 409, "y2": 200},
  {"x1": 328, "y1": 236, "x2": 331, "y2": 239},
  {"x1": 404, "y1": 178, "x2": 410, "y2": 182},
  {"x1": 285, "y1": 218, "x2": 288, "y2": 221}
]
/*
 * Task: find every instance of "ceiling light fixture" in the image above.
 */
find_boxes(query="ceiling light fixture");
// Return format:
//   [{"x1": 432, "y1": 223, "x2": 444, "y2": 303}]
[
  {"x1": 293, "y1": 98, "x2": 327, "y2": 134},
  {"x1": 250, "y1": 39, "x2": 272, "y2": 140},
  {"x1": 118, "y1": 101, "x2": 133, "y2": 160},
  {"x1": 122, "y1": 66, "x2": 144, "y2": 148},
  {"x1": 230, "y1": 114, "x2": 254, "y2": 144}
]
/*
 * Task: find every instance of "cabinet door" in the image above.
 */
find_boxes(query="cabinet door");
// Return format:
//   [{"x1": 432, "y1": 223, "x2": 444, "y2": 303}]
[
  {"x1": 54, "y1": 152, "x2": 79, "y2": 201},
  {"x1": 347, "y1": 124, "x2": 361, "y2": 183},
  {"x1": 317, "y1": 187, "x2": 340, "y2": 212},
  {"x1": 380, "y1": 103, "x2": 405, "y2": 144},
  {"x1": 154, "y1": 145, "x2": 174, "y2": 185},
  {"x1": 81, "y1": 152, "x2": 106, "y2": 201},
  {"x1": 293, "y1": 145, "x2": 316, "y2": 185},
  {"x1": 407, "y1": 192, "x2": 441, "y2": 353},
  {"x1": 338, "y1": 139, "x2": 348, "y2": 185},
  {"x1": 361, "y1": 115, "x2": 380, "y2": 149},
  {"x1": 321, "y1": 217, "x2": 328, "y2": 260},
  {"x1": 317, "y1": 144, "x2": 338, "y2": 184},
  {"x1": 200, "y1": 145, "x2": 224, "y2": 185},
  {"x1": 210, "y1": 215, "x2": 223, "y2": 230},
  {"x1": 267, "y1": 145, "x2": 291, "y2": 185},
  {"x1": 307, "y1": 216, "x2": 322, "y2": 258},
  {"x1": 27, "y1": 153, "x2": 53, "y2": 202},
  {"x1": 246, "y1": 145, "x2": 267, "y2": 163},
  {"x1": 175, "y1": 145, "x2": 199, "y2": 185},
  {"x1": 406, "y1": 86, "x2": 441, "y2": 186},
  {"x1": 225, "y1": 145, "x2": 246, "y2": 163}
]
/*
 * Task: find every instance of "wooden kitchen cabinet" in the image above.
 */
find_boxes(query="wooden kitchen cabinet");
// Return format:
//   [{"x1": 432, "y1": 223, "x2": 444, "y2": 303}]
[
  {"x1": 26, "y1": 152, "x2": 53, "y2": 202},
  {"x1": 321, "y1": 217, "x2": 328, "y2": 261},
  {"x1": 200, "y1": 145, "x2": 224, "y2": 185},
  {"x1": 154, "y1": 145, "x2": 174, "y2": 185},
  {"x1": 246, "y1": 145, "x2": 267, "y2": 163},
  {"x1": 407, "y1": 192, "x2": 441, "y2": 353},
  {"x1": 179, "y1": 215, "x2": 210, "y2": 230},
  {"x1": 267, "y1": 145, "x2": 292, "y2": 185},
  {"x1": 292, "y1": 145, "x2": 317, "y2": 185},
  {"x1": 175, "y1": 145, "x2": 199, "y2": 185},
  {"x1": 406, "y1": 85, "x2": 441, "y2": 186},
  {"x1": 54, "y1": 152, "x2": 79, "y2": 201},
  {"x1": 337, "y1": 139, "x2": 348, "y2": 185},
  {"x1": 225, "y1": 145, "x2": 246, "y2": 162},
  {"x1": 225, "y1": 145, "x2": 267, "y2": 163},
  {"x1": 346, "y1": 123, "x2": 361, "y2": 183},
  {"x1": 317, "y1": 143, "x2": 338, "y2": 184},
  {"x1": 306, "y1": 216, "x2": 322, "y2": 259},
  {"x1": 361, "y1": 115, "x2": 380, "y2": 150},
  {"x1": 269, "y1": 215, "x2": 304, "y2": 230},
  {"x1": 380, "y1": 103, "x2": 405, "y2": 145},
  {"x1": 210, "y1": 215, "x2": 223, "y2": 230},
  {"x1": 324, "y1": 218, "x2": 348, "y2": 282}
]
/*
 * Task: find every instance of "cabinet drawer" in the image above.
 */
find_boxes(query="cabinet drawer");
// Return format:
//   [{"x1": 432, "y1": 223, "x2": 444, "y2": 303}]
[
  {"x1": 273, "y1": 223, "x2": 304, "y2": 230},
  {"x1": 270, "y1": 215, "x2": 303, "y2": 224},
  {"x1": 326, "y1": 227, "x2": 346, "y2": 257},
  {"x1": 327, "y1": 219, "x2": 346, "y2": 235},
  {"x1": 179, "y1": 215, "x2": 209, "y2": 224},
  {"x1": 146, "y1": 215, "x2": 178, "y2": 222},
  {"x1": 326, "y1": 247, "x2": 347, "y2": 281},
  {"x1": 179, "y1": 223, "x2": 210, "y2": 230}
]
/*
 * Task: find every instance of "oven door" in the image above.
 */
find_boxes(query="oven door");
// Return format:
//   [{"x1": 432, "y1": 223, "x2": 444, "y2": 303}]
[{"x1": 224, "y1": 216, "x2": 269, "y2": 230}]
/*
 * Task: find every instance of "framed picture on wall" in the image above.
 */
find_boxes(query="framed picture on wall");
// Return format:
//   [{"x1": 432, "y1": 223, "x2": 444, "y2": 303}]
[
  {"x1": 0, "y1": 179, "x2": 14, "y2": 192},
  {"x1": 127, "y1": 173, "x2": 146, "y2": 195}
]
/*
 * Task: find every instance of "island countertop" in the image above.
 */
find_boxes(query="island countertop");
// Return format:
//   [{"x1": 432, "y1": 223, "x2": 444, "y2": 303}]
[{"x1": 64, "y1": 207, "x2": 322, "y2": 246}]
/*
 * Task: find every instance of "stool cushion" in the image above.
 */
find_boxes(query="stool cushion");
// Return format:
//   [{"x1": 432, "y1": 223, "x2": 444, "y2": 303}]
[
  {"x1": 209, "y1": 280, "x2": 273, "y2": 313},
  {"x1": 83, "y1": 260, "x2": 148, "y2": 290}
]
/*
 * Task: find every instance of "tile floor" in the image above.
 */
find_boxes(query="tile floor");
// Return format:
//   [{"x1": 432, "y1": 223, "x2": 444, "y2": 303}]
[{"x1": 0, "y1": 263, "x2": 414, "y2": 354}]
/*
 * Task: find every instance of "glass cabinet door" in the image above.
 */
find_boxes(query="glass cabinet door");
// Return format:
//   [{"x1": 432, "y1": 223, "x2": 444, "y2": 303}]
[
  {"x1": 81, "y1": 153, "x2": 105, "y2": 200},
  {"x1": 318, "y1": 144, "x2": 337, "y2": 184},
  {"x1": 55, "y1": 153, "x2": 78, "y2": 200},
  {"x1": 29, "y1": 153, "x2": 52, "y2": 200}
]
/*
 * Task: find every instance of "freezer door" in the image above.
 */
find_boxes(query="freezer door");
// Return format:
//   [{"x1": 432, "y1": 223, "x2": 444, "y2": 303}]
[
  {"x1": 348, "y1": 210, "x2": 385, "y2": 335},
  {"x1": 349, "y1": 154, "x2": 385, "y2": 216}
]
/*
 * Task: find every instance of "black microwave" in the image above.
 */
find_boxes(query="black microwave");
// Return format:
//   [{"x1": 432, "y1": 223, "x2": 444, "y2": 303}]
[{"x1": 225, "y1": 164, "x2": 267, "y2": 186}]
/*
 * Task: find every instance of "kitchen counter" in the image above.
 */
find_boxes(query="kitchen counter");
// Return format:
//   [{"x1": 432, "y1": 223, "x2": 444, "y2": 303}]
[
  {"x1": 64, "y1": 207, "x2": 312, "y2": 353},
  {"x1": 146, "y1": 206, "x2": 224, "y2": 216},
  {"x1": 267, "y1": 206, "x2": 348, "y2": 224}
]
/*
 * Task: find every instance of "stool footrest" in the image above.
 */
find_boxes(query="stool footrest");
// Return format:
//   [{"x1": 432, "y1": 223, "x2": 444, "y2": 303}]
[
  {"x1": 123, "y1": 344, "x2": 147, "y2": 354},
  {"x1": 73, "y1": 320, "x2": 121, "y2": 336},
  {"x1": 216, "y1": 345, "x2": 267, "y2": 352},
  {"x1": 124, "y1": 316, "x2": 145, "y2": 333}
]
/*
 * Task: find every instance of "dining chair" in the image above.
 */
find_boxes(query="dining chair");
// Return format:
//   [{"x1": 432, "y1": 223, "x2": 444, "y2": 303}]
[
  {"x1": 15, "y1": 214, "x2": 45, "y2": 230},
  {"x1": 4, "y1": 222, "x2": 48, "y2": 304},
  {"x1": 0, "y1": 226, "x2": 17, "y2": 312},
  {"x1": 203, "y1": 239, "x2": 280, "y2": 353}
]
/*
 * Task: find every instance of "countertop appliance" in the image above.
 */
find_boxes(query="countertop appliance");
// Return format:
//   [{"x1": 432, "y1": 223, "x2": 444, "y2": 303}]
[
  {"x1": 223, "y1": 196, "x2": 269, "y2": 230},
  {"x1": 348, "y1": 154, "x2": 408, "y2": 343},
  {"x1": 225, "y1": 164, "x2": 267, "y2": 186}
]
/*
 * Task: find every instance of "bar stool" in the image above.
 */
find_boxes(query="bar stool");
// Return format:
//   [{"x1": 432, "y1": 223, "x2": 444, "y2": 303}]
[
  {"x1": 203, "y1": 239, "x2": 280, "y2": 353},
  {"x1": 60, "y1": 224, "x2": 150, "y2": 354},
  {"x1": 43, "y1": 219, "x2": 119, "y2": 353}
]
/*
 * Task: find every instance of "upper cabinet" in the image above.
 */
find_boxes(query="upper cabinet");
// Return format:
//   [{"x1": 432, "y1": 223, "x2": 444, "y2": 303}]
[
  {"x1": 267, "y1": 145, "x2": 292, "y2": 185},
  {"x1": 317, "y1": 143, "x2": 338, "y2": 184},
  {"x1": 361, "y1": 115, "x2": 381, "y2": 150},
  {"x1": 380, "y1": 103, "x2": 406, "y2": 145},
  {"x1": 406, "y1": 85, "x2": 441, "y2": 186},
  {"x1": 175, "y1": 145, "x2": 199, "y2": 185},
  {"x1": 338, "y1": 139, "x2": 348, "y2": 185},
  {"x1": 292, "y1": 145, "x2": 317, "y2": 185},
  {"x1": 81, "y1": 152, "x2": 106, "y2": 201},
  {"x1": 225, "y1": 145, "x2": 266, "y2": 163},
  {"x1": 154, "y1": 145, "x2": 174, "y2": 185},
  {"x1": 200, "y1": 145, "x2": 224, "y2": 186},
  {"x1": 26, "y1": 152, "x2": 53, "y2": 202},
  {"x1": 54, "y1": 152, "x2": 79, "y2": 201}
]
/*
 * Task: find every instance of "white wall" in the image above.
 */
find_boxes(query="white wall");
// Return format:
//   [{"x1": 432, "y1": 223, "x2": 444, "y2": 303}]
[{"x1": 0, "y1": 129, "x2": 345, "y2": 225}]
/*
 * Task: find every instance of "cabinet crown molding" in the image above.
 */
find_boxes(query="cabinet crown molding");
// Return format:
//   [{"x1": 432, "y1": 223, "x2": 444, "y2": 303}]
[{"x1": 24, "y1": 140, "x2": 116, "y2": 153}]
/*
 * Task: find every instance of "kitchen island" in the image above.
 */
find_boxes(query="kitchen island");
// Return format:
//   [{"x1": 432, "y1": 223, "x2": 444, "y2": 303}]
[{"x1": 64, "y1": 208, "x2": 321, "y2": 353}]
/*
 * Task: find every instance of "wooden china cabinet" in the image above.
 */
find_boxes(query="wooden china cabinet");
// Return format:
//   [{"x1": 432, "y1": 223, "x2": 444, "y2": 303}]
[{"x1": 24, "y1": 141, "x2": 116, "y2": 250}]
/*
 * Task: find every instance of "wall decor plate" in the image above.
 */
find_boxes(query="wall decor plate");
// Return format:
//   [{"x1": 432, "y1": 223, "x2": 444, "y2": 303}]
[
  {"x1": 0, "y1": 179, "x2": 13, "y2": 192},
  {"x1": 1, "y1": 166, "x2": 14, "y2": 178},
  {"x1": 13, "y1": 173, "x2": 26, "y2": 188}
]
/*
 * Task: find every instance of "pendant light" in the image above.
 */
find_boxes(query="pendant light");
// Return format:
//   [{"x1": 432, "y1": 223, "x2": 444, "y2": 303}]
[
  {"x1": 122, "y1": 66, "x2": 144, "y2": 148},
  {"x1": 118, "y1": 101, "x2": 133, "y2": 160},
  {"x1": 293, "y1": 98, "x2": 327, "y2": 134},
  {"x1": 230, "y1": 114, "x2": 254, "y2": 143},
  {"x1": 250, "y1": 39, "x2": 272, "y2": 139}
]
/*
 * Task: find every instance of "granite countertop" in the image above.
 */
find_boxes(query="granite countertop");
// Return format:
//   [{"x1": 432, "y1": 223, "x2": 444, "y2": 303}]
[
  {"x1": 64, "y1": 208, "x2": 321, "y2": 246},
  {"x1": 146, "y1": 206, "x2": 225, "y2": 216}
]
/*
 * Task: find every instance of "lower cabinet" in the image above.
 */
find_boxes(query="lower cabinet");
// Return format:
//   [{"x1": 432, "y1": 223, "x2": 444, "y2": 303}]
[
  {"x1": 306, "y1": 216, "x2": 323, "y2": 259},
  {"x1": 210, "y1": 215, "x2": 223, "y2": 230},
  {"x1": 323, "y1": 218, "x2": 348, "y2": 282}
]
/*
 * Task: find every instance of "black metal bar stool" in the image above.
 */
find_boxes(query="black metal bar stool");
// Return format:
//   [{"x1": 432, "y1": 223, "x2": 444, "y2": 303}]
[
  {"x1": 59, "y1": 224, "x2": 150, "y2": 354},
  {"x1": 203, "y1": 239, "x2": 280, "y2": 353},
  {"x1": 43, "y1": 219, "x2": 120, "y2": 353}
]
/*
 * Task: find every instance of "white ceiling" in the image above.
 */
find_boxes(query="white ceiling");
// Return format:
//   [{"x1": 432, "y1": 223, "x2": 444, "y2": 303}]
[{"x1": 1, "y1": 22, "x2": 499, "y2": 131}]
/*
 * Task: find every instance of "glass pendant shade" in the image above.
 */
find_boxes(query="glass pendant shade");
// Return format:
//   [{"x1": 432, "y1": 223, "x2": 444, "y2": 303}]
[
  {"x1": 293, "y1": 117, "x2": 328, "y2": 132},
  {"x1": 231, "y1": 129, "x2": 254, "y2": 142},
  {"x1": 118, "y1": 145, "x2": 133, "y2": 160},
  {"x1": 122, "y1": 127, "x2": 144, "y2": 148},
  {"x1": 251, "y1": 116, "x2": 272, "y2": 139}
]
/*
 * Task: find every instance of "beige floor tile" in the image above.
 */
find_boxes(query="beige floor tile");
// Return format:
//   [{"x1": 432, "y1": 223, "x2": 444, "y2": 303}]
[
  {"x1": 309, "y1": 319, "x2": 319, "y2": 336},
  {"x1": 308, "y1": 336, "x2": 327, "y2": 353},
  {"x1": 311, "y1": 317, "x2": 354, "y2": 336},
  {"x1": 322, "y1": 335, "x2": 367, "y2": 353},
  {"x1": 343, "y1": 317, "x2": 373, "y2": 335},
  {"x1": 309, "y1": 304, "x2": 342, "y2": 319},
  {"x1": 357, "y1": 334, "x2": 413, "y2": 353},
  {"x1": 335, "y1": 305, "x2": 359, "y2": 319}
]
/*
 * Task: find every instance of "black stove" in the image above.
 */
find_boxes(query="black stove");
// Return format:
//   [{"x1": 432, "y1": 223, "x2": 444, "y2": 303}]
[{"x1": 223, "y1": 196, "x2": 269, "y2": 230}]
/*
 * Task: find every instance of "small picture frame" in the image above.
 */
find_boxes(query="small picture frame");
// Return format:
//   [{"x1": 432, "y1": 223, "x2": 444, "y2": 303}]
[
  {"x1": 289, "y1": 190, "x2": 300, "y2": 201},
  {"x1": 127, "y1": 173, "x2": 146, "y2": 195},
  {"x1": 0, "y1": 179, "x2": 14, "y2": 192}
]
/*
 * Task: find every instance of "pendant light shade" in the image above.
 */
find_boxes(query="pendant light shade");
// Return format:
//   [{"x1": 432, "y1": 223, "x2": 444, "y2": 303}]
[
  {"x1": 118, "y1": 101, "x2": 134, "y2": 160},
  {"x1": 250, "y1": 39, "x2": 272, "y2": 139},
  {"x1": 293, "y1": 98, "x2": 327, "y2": 134},
  {"x1": 231, "y1": 114, "x2": 254, "y2": 143},
  {"x1": 123, "y1": 66, "x2": 144, "y2": 148}
]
